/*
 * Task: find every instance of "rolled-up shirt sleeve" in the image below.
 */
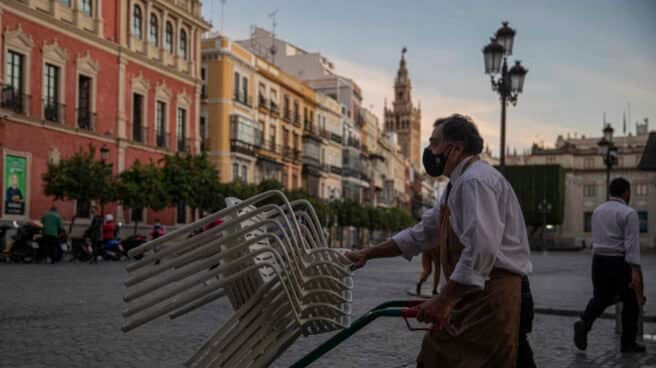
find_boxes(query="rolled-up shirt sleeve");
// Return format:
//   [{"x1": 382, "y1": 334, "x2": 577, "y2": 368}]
[
  {"x1": 624, "y1": 211, "x2": 641, "y2": 266},
  {"x1": 450, "y1": 180, "x2": 503, "y2": 289},
  {"x1": 392, "y1": 205, "x2": 440, "y2": 261}
]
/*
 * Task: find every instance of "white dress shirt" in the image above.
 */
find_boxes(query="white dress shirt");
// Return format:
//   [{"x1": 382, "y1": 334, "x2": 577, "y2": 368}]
[
  {"x1": 591, "y1": 197, "x2": 641, "y2": 265},
  {"x1": 392, "y1": 157, "x2": 532, "y2": 288}
]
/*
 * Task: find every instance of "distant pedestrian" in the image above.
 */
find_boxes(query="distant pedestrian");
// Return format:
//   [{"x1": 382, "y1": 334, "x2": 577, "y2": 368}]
[
  {"x1": 102, "y1": 214, "x2": 117, "y2": 248},
  {"x1": 416, "y1": 249, "x2": 440, "y2": 296},
  {"x1": 84, "y1": 206, "x2": 103, "y2": 263},
  {"x1": 150, "y1": 219, "x2": 166, "y2": 261},
  {"x1": 40, "y1": 206, "x2": 63, "y2": 263},
  {"x1": 574, "y1": 177, "x2": 646, "y2": 354}
]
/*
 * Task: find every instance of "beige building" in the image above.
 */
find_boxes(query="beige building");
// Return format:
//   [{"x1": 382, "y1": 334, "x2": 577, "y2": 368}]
[
  {"x1": 316, "y1": 94, "x2": 343, "y2": 200},
  {"x1": 507, "y1": 120, "x2": 655, "y2": 248}
]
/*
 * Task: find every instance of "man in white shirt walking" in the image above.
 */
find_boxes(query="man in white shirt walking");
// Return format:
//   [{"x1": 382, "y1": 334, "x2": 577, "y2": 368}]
[
  {"x1": 348, "y1": 114, "x2": 532, "y2": 367},
  {"x1": 574, "y1": 177, "x2": 646, "y2": 353}
]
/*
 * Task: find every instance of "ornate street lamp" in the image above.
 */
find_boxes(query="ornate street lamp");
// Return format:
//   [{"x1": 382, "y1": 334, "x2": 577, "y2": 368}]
[
  {"x1": 482, "y1": 21, "x2": 528, "y2": 176},
  {"x1": 598, "y1": 124, "x2": 618, "y2": 199}
]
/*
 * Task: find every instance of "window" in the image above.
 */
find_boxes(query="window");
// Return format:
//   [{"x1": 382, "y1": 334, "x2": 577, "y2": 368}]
[
  {"x1": 131, "y1": 208, "x2": 144, "y2": 222},
  {"x1": 177, "y1": 108, "x2": 187, "y2": 152},
  {"x1": 230, "y1": 115, "x2": 259, "y2": 145},
  {"x1": 635, "y1": 183, "x2": 648, "y2": 197},
  {"x1": 133, "y1": 5, "x2": 142, "y2": 39},
  {"x1": 584, "y1": 212, "x2": 592, "y2": 233},
  {"x1": 165, "y1": 22, "x2": 174, "y2": 53},
  {"x1": 584, "y1": 157, "x2": 594, "y2": 169},
  {"x1": 232, "y1": 163, "x2": 239, "y2": 181},
  {"x1": 132, "y1": 94, "x2": 144, "y2": 143},
  {"x1": 149, "y1": 14, "x2": 158, "y2": 45},
  {"x1": 269, "y1": 125, "x2": 276, "y2": 150},
  {"x1": 293, "y1": 100, "x2": 299, "y2": 123},
  {"x1": 43, "y1": 64, "x2": 61, "y2": 122},
  {"x1": 241, "y1": 165, "x2": 247, "y2": 181},
  {"x1": 80, "y1": 0, "x2": 92, "y2": 16},
  {"x1": 233, "y1": 72, "x2": 240, "y2": 100},
  {"x1": 284, "y1": 95, "x2": 290, "y2": 120},
  {"x1": 583, "y1": 184, "x2": 596, "y2": 198},
  {"x1": 60, "y1": 0, "x2": 71, "y2": 7},
  {"x1": 200, "y1": 116, "x2": 208, "y2": 151},
  {"x1": 156, "y1": 101, "x2": 167, "y2": 148},
  {"x1": 76, "y1": 200, "x2": 91, "y2": 218},
  {"x1": 4, "y1": 51, "x2": 25, "y2": 113},
  {"x1": 77, "y1": 75, "x2": 93, "y2": 130},
  {"x1": 176, "y1": 202, "x2": 186, "y2": 224},
  {"x1": 638, "y1": 211, "x2": 648, "y2": 233},
  {"x1": 201, "y1": 68, "x2": 207, "y2": 98},
  {"x1": 241, "y1": 76, "x2": 248, "y2": 104},
  {"x1": 179, "y1": 29, "x2": 187, "y2": 59}
]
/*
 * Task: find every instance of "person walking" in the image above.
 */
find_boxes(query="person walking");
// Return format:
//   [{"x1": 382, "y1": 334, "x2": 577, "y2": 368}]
[
  {"x1": 416, "y1": 249, "x2": 440, "y2": 296},
  {"x1": 573, "y1": 177, "x2": 646, "y2": 353},
  {"x1": 348, "y1": 114, "x2": 534, "y2": 367},
  {"x1": 84, "y1": 206, "x2": 103, "y2": 263},
  {"x1": 40, "y1": 206, "x2": 63, "y2": 264}
]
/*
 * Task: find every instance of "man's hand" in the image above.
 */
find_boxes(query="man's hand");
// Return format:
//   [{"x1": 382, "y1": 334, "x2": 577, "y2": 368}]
[
  {"x1": 629, "y1": 266, "x2": 645, "y2": 306},
  {"x1": 346, "y1": 249, "x2": 368, "y2": 270},
  {"x1": 416, "y1": 296, "x2": 455, "y2": 326}
]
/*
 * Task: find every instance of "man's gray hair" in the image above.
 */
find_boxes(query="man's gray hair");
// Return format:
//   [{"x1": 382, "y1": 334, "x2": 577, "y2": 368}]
[{"x1": 433, "y1": 114, "x2": 484, "y2": 155}]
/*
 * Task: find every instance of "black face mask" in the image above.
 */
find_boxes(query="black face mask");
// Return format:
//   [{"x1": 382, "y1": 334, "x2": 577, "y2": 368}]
[{"x1": 422, "y1": 146, "x2": 448, "y2": 177}]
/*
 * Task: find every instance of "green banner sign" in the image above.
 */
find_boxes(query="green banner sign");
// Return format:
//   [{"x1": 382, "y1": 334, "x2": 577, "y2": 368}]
[{"x1": 4, "y1": 154, "x2": 27, "y2": 216}]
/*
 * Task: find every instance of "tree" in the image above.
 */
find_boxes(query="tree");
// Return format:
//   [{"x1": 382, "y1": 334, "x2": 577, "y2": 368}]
[
  {"x1": 115, "y1": 160, "x2": 168, "y2": 234},
  {"x1": 188, "y1": 153, "x2": 223, "y2": 215},
  {"x1": 42, "y1": 145, "x2": 116, "y2": 231}
]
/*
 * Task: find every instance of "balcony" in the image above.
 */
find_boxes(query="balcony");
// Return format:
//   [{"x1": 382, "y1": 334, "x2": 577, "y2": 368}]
[
  {"x1": 282, "y1": 146, "x2": 302, "y2": 162},
  {"x1": 270, "y1": 101, "x2": 280, "y2": 115},
  {"x1": 1, "y1": 85, "x2": 30, "y2": 115},
  {"x1": 132, "y1": 124, "x2": 147, "y2": 144},
  {"x1": 43, "y1": 99, "x2": 65, "y2": 124},
  {"x1": 77, "y1": 109, "x2": 96, "y2": 131},
  {"x1": 156, "y1": 132, "x2": 169, "y2": 149},
  {"x1": 345, "y1": 137, "x2": 361, "y2": 149},
  {"x1": 200, "y1": 137, "x2": 210, "y2": 152},
  {"x1": 283, "y1": 109, "x2": 291, "y2": 123},
  {"x1": 329, "y1": 165, "x2": 343, "y2": 176},
  {"x1": 258, "y1": 95, "x2": 268, "y2": 110},
  {"x1": 233, "y1": 94, "x2": 252, "y2": 108},
  {"x1": 177, "y1": 137, "x2": 188, "y2": 152},
  {"x1": 330, "y1": 133, "x2": 343, "y2": 144},
  {"x1": 231, "y1": 139, "x2": 258, "y2": 156},
  {"x1": 293, "y1": 113, "x2": 301, "y2": 127},
  {"x1": 257, "y1": 139, "x2": 282, "y2": 155}
]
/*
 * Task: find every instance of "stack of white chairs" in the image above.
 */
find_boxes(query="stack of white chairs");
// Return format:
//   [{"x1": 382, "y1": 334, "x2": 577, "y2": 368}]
[{"x1": 121, "y1": 190, "x2": 353, "y2": 368}]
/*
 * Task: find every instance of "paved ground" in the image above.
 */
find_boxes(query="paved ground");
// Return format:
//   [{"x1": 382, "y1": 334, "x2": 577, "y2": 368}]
[{"x1": 0, "y1": 250, "x2": 654, "y2": 367}]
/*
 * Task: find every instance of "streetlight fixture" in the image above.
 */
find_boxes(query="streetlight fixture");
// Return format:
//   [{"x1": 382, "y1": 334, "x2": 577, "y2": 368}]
[
  {"x1": 100, "y1": 145, "x2": 110, "y2": 162},
  {"x1": 537, "y1": 199, "x2": 552, "y2": 250},
  {"x1": 482, "y1": 21, "x2": 528, "y2": 176},
  {"x1": 598, "y1": 124, "x2": 618, "y2": 199}
]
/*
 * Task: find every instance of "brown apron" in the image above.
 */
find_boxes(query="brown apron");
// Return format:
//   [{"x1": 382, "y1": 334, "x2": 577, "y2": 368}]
[{"x1": 417, "y1": 161, "x2": 521, "y2": 368}]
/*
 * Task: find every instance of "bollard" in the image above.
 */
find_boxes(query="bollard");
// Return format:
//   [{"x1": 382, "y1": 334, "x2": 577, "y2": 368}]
[{"x1": 614, "y1": 302, "x2": 645, "y2": 342}]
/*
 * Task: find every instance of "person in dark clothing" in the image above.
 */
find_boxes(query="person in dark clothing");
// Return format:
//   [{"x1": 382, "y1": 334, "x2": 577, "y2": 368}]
[
  {"x1": 84, "y1": 206, "x2": 104, "y2": 263},
  {"x1": 40, "y1": 206, "x2": 63, "y2": 263},
  {"x1": 518, "y1": 275, "x2": 536, "y2": 368},
  {"x1": 574, "y1": 177, "x2": 646, "y2": 353}
]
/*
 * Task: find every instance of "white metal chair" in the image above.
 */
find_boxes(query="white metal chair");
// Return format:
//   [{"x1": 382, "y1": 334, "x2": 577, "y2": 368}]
[{"x1": 122, "y1": 190, "x2": 353, "y2": 368}]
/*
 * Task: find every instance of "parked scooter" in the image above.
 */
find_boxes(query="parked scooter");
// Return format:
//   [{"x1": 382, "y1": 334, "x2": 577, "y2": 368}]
[
  {"x1": 122, "y1": 233, "x2": 148, "y2": 260},
  {"x1": 7, "y1": 220, "x2": 43, "y2": 263}
]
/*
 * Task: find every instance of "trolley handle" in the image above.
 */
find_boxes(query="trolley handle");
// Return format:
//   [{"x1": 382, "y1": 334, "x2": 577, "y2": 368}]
[{"x1": 401, "y1": 307, "x2": 446, "y2": 332}]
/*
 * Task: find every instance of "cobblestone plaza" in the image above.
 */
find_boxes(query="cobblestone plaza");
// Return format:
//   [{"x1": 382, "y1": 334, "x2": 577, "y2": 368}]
[{"x1": 0, "y1": 251, "x2": 654, "y2": 367}]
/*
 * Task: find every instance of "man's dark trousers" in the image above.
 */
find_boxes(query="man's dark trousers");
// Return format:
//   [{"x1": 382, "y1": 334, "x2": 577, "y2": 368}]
[
  {"x1": 518, "y1": 275, "x2": 536, "y2": 368},
  {"x1": 581, "y1": 254, "x2": 639, "y2": 346}
]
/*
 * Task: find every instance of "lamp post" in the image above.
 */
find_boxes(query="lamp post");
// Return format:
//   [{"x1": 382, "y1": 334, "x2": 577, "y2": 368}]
[
  {"x1": 537, "y1": 199, "x2": 552, "y2": 250},
  {"x1": 597, "y1": 124, "x2": 618, "y2": 200},
  {"x1": 482, "y1": 21, "x2": 528, "y2": 176}
]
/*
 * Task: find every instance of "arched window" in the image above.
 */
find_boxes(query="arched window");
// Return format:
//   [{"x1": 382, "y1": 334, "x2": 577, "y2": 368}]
[
  {"x1": 165, "y1": 22, "x2": 174, "y2": 53},
  {"x1": 149, "y1": 14, "x2": 158, "y2": 45},
  {"x1": 179, "y1": 29, "x2": 188, "y2": 59},
  {"x1": 133, "y1": 5, "x2": 142, "y2": 39}
]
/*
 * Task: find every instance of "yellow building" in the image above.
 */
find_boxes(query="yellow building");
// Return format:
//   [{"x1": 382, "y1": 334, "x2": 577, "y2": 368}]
[{"x1": 201, "y1": 33, "x2": 314, "y2": 190}]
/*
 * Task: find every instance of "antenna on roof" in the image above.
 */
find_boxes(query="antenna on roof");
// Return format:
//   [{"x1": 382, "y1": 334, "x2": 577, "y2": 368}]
[
  {"x1": 220, "y1": 0, "x2": 227, "y2": 33},
  {"x1": 268, "y1": 9, "x2": 279, "y2": 64}
]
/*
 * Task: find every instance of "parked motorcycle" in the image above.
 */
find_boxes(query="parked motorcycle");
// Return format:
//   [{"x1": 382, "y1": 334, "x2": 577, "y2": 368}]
[
  {"x1": 7, "y1": 220, "x2": 43, "y2": 263},
  {"x1": 122, "y1": 233, "x2": 148, "y2": 260}
]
